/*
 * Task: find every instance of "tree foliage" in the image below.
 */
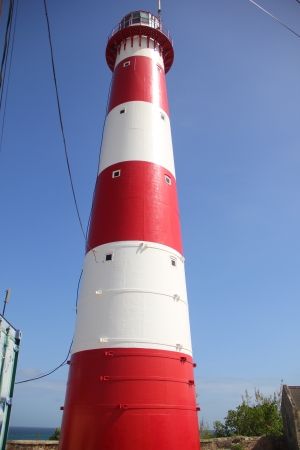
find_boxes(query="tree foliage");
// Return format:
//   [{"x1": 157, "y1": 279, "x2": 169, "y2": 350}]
[
  {"x1": 49, "y1": 428, "x2": 60, "y2": 440},
  {"x1": 213, "y1": 389, "x2": 283, "y2": 438}
]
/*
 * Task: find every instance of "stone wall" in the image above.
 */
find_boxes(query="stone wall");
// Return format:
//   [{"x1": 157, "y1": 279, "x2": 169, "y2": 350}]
[
  {"x1": 6, "y1": 441, "x2": 59, "y2": 450},
  {"x1": 201, "y1": 436, "x2": 285, "y2": 450},
  {"x1": 281, "y1": 385, "x2": 300, "y2": 450},
  {"x1": 6, "y1": 437, "x2": 286, "y2": 450}
]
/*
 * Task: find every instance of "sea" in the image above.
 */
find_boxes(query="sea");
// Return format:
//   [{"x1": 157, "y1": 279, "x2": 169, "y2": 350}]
[{"x1": 7, "y1": 427, "x2": 57, "y2": 440}]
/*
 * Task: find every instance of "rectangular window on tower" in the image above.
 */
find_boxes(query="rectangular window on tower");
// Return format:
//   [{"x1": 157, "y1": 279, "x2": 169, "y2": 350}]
[
  {"x1": 171, "y1": 257, "x2": 177, "y2": 267},
  {"x1": 165, "y1": 175, "x2": 172, "y2": 185},
  {"x1": 112, "y1": 169, "x2": 121, "y2": 178},
  {"x1": 123, "y1": 61, "x2": 130, "y2": 68}
]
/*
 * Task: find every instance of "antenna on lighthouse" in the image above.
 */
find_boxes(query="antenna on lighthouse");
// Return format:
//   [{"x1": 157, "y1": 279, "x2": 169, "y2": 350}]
[
  {"x1": 2, "y1": 288, "x2": 11, "y2": 317},
  {"x1": 158, "y1": 0, "x2": 162, "y2": 17}
]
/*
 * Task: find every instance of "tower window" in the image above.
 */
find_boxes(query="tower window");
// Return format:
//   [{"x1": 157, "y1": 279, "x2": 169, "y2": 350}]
[
  {"x1": 165, "y1": 175, "x2": 171, "y2": 185},
  {"x1": 123, "y1": 61, "x2": 130, "y2": 68},
  {"x1": 171, "y1": 258, "x2": 176, "y2": 267},
  {"x1": 105, "y1": 253, "x2": 113, "y2": 261},
  {"x1": 112, "y1": 170, "x2": 121, "y2": 178},
  {"x1": 161, "y1": 113, "x2": 165, "y2": 120},
  {"x1": 120, "y1": 108, "x2": 126, "y2": 114}
]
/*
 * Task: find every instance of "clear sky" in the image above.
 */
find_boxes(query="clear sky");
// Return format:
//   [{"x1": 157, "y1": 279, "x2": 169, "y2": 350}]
[{"x1": 0, "y1": 0, "x2": 299, "y2": 428}]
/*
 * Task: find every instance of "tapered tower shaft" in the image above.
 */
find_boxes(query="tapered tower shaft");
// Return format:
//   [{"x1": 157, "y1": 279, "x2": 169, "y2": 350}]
[{"x1": 59, "y1": 11, "x2": 200, "y2": 450}]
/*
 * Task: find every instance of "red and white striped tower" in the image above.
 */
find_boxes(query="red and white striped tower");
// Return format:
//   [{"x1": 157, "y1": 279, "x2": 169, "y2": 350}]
[{"x1": 60, "y1": 11, "x2": 201, "y2": 450}]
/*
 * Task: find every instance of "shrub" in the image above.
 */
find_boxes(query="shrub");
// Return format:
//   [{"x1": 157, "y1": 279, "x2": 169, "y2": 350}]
[
  {"x1": 213, "y1": 388, "x2": 283, "y2": 438},
  {"x1": 231, "y1": 444, "x2": 244, "y2": 450},
  {"x1": 49, "y1": 428, "x2": 60, "y2": 440}
]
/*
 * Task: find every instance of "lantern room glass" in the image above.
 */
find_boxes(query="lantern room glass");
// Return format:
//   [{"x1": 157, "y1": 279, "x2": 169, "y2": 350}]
[{"x1": 120, "y1": 11, "x2": 161, "y2": 31}]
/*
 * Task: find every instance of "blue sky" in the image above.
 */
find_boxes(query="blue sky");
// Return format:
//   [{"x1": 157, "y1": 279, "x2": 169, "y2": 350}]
[{"x1": 0, "y1": 0, "x2": 299, "y2": 427}]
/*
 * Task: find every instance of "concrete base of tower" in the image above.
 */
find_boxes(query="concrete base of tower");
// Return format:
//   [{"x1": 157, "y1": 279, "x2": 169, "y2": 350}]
[{"x1": 59, "y1": 348, "x2": 201, "y2": 450}]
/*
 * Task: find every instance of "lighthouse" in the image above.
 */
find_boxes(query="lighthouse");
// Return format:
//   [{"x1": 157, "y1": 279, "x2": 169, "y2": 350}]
[{"x1": 59, "y1": 10, "x2": 200, "y2": 450}]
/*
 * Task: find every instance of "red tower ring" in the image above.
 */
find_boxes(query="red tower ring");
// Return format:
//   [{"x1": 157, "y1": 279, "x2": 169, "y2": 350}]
[{"x1": 106, "y1": 13, "x2": 174, "y2": 73}]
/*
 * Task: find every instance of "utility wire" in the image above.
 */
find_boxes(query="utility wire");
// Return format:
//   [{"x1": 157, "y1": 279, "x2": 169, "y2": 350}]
[
  {"x1": 15, "y1": 267, "x2": 83, "y2": 384},
  {"x1": 0, "y1": 0, "x2": 14, "y2": 113},
  {"x1": 0, "y1": 0, "x2": 14, "y2": 90},
  {"x1": 43, "y1": 0, "x2": 86, "y2": 239},
  {"x1": 20, "y1": 76, "x2": 118, "y2": 386},
  {"x1": 75, "y1": 269, "x2": 83, "y2": 314},
  {"x1": 247, "y1": 0, "x2": 300, "y2": 38},
  {"x1": 0, "y1": 0, "x2": 18, "y2": 155},
  {"x1": 15, "y1": 340, "x2": 72, "y2": 384},
  {"x1": 17, "y1": 0, "x2": 104, "y2": 386}
]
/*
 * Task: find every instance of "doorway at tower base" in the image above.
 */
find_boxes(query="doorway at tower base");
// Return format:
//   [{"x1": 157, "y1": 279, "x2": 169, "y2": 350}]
[{"x1": 59, "y1": 347, "x2": 200, "y2": 450}]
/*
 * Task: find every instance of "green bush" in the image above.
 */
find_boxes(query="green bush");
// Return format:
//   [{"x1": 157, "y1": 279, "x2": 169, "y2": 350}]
[
  {"x1": 49, "y1": 428, "x2": 60, "y2": 440},
  {"x1": 231, "y1": 444, "x2": 244, "y2": 450},
  {"x1": 213, "y1": 388, "x2": 283, "y2": 438}
]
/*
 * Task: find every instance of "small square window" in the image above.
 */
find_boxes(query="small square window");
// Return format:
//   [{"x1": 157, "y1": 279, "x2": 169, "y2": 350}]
[
  {"x1": 120, "y1": 108, "x2": 126, "y2": 114},
  {"x1": 105, "y1": 253, "x2": 112, "y2": 261},
  {"x1": 112, "y1": 170, "x2": 121, "y2": 178},
  {"x1": 161, "y1": 113, "x2": 165, "y2": 120},
  {"x1": 165, "y1": 175, "x2": 171, "y2": 185},
  {"x1": 123, "y1": 61, "x2": 130, "y2": 67},
  {"x1": 171, "y1": 258, "x2": 176, "y2": 267}
]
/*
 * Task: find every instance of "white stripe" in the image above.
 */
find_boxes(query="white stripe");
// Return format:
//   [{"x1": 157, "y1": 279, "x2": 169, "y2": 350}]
[
  {"x1": 72, "y1": 241, "x2": 192, "y2": 355},
  {"x1": 99, "y1": 101, "x2": 175, "y2": 176},
  {"x1": 115, "y1": 36, "x2": 164, "y2": 69}
]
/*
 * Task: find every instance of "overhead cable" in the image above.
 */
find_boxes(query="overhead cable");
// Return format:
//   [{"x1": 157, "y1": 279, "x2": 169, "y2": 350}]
[
  {"x1": 15, "y1": 266, "x2": 83, "y2": 384},
  {"x1": 0, "y1": 0, "x2": 18, "y2": 155},
  {"x1": 15, "y1": 340, "x2": 72, "y2": 384},
  {"x1": 247, "y1": 0, "x2": 300, "y2": 39},
  {"x1": 16, "y1": 0, "x2": 89, "y2": 386},
  {"x1": 0, "y1": 0, "x2": 14, "y2": 91},
  {"x1": 0, "y1": 0, "x2": 14, "y2": 116},
  {"x1": 43, "y1": 0, "x2": 86, "y2": 239}
]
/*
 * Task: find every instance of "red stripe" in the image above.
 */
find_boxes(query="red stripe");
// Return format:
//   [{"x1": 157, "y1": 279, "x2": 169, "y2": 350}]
[
  {"x1": 59, "y1": 348, "x2": 200, "y2": 450},
  {"x1": 86, "y1": 161, "x2": 183, "y2": 254},
  {"x1": 108, "y1": 56, "x2": 169, "y2": 114}
]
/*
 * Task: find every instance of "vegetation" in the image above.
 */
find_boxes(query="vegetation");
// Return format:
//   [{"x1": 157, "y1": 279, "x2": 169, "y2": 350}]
[
  {"x1": 49, "y1": 428, "x2": 60, "y2": 440},
  {"x1": 213, "y1": 389, "x2": 283, "y2": 438}
]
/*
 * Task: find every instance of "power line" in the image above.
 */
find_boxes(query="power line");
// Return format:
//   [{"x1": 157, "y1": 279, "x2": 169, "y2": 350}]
[
  {"x1": 16, "y1": 0, "x2": 95, "y2": 386},
  {"x1": 15, "y1": 340, "x2": 72, "y2": 384},
  {"x1": 0, "y1": 0, "x2": 14, "y2": 114},
  {"x1": 0, "y1": 0, "x2": 18, "y2": 155},
  {"x1": 247, "y1": 0, "x2": 300, "y2": 39},
  {"x1": 0, "y1": 0, "x2": 14, "y2": 91},
  {"x1": 15, "y1": 266, "x2": 83, "y2": 384},
  {"x1": 43, "y1": 0, "x2": 86, "y2": 239},
  {"x1": 75, "y1": 269, "x2": 83, "y2": 314}
]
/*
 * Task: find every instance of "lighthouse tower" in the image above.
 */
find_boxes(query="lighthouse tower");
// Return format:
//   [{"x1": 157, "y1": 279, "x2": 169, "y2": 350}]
[{"x1": 59, "y1": 10, "x2": 200, "y2": 450}]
